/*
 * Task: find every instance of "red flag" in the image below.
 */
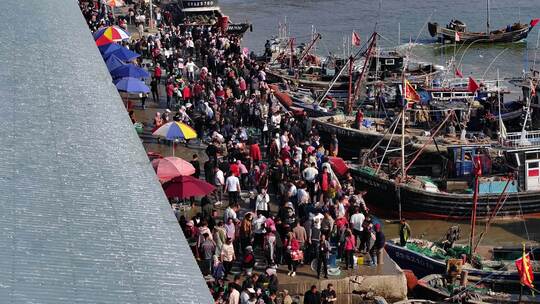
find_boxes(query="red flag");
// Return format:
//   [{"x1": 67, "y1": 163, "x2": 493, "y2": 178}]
[
  {"x1": 468, "y1": 77, "x2": 479, "y2": 93},
  {"x1": 515, "y1": 249, "x2": 535, "y2": 289},
  {"x1": 454, "y1": 31, "x2": 461, "y2": 42},
  {"x1": 352, "y1": 31, "x2": 361, "y2": 46},
  {"x1": 531, "y1": 80, "x2": 537, "y2": 97},
  {"x1": 531, "y1": 19, "x2": 540, "y2": 27},
  {"x1": 404, "y1": 79, "x2": 420, "y2": 108},
  {"x1": 455, "y1": 67, "x2": 463, "y2": 78}
]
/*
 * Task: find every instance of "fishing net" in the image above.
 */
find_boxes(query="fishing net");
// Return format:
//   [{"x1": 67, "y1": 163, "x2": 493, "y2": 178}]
[
  {"x1": 358, "y1": 167, "x2": 377, "y2": 176},
  {"x1": 405, "y1": 242, "x2": 447, "y2": 260}
]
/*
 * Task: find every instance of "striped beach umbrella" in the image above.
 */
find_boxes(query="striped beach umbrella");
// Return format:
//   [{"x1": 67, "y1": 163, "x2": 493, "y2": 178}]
[
  {"x1": 152, "y1": 121, "x2": 197, "y2": 141},
  {"x1": 94, "y1": 26, "x2": 130, "y2": 46}
]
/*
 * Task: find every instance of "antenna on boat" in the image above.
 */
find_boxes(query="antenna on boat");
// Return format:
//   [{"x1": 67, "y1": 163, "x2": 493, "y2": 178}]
[
  {"x1": 497, "y1": 70, "x2": 508, "y2": 141},
  {"x1": 486, "y1": 0, "x2": 491, "y2": 34},
  {"x1": 398, "y1": 22, "x2": 401, "y2": 46}
]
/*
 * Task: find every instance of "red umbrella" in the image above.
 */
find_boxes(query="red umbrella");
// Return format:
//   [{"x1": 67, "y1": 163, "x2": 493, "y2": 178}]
[
  {"x1": 162, "y1": 175, "x2": 216, "y2": 199},
  {"x1": 328, "y1": 156, "x2": 349, "y2": 176},
  {"x1": 152, "y1": 157, "x2": 195, "y2": 182}
]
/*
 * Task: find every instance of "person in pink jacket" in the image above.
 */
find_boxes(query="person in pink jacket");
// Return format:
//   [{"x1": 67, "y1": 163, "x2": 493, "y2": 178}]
[{"x1": 344, "y1": 229, "x2": 356, "y2": 270}]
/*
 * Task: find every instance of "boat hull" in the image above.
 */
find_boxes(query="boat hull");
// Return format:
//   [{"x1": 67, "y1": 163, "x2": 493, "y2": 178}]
[
  {"x1": 428, "y1": 22, "x2": 531, "y2": 44},
  {"x1": 385, "y1": 241, "x2": 539, "y2": 292},
  {"x1": 349, "y1": 166, "x2": 540, "y2": 219}
]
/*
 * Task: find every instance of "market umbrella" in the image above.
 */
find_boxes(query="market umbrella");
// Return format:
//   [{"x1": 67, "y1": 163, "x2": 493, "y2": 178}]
[
  {"x1": 94, "y1": 26, "x2": 130, "y2": 47},
  {"x1": 152, "y1": 121, "x2": 197, "y2": 141},
  {"x1": 104, "y1": 46, "x2": 140, "y2": 61},
  {"x1": 328, "y1": 156, "x2": 349, "y2": 176},
  {"x1": 105, "y1": 55, "x2": 125, "y2": 72},
  {"x1": 151, "y1": 157, "x2": 195, "y2": 182},
  {"x1": 115, "y1": 77, "x2": 150, "y2": 93},
  {"x1": 152, "y1": 121, "x2": 197, "y2": 156},
  {"x1": 162, "y1": 175, "x2": 215, "y2": 199},
  {"x1": 110, "y1": 64, "x2": 150, "y2": 79},
  {"x1": 99, "y1": 42, "x2": 122, "y2": 56}
]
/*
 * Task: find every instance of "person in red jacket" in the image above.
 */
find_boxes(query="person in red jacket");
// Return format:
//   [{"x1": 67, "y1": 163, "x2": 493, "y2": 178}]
[
  {"x1": 166, "y1": 81, "x2": 174, "y2": 109},
  {"x1": 182, "y1": 84, "x2": 192, "y2": 103},
  {"x1": 229, "y1": 160, "x2": 240, "y2": 177},
  {"x1": 284, "y1": 232, "x2": 300, "y2": 277},
  {"x1": 154, "y1": 64, "x2": 162, "y2": 84},
  {"x1": 249, "y1": 142, "x2": 261, "y2": 164}
]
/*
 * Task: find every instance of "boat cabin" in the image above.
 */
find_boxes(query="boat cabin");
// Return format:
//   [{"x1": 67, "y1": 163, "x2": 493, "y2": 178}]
[
  {"x1": 369, "y1": 54, "x2": 404, "y2": 75},
  {"x1": 445, "y1": 145, "x2": 520, "y2": 194},
  {"x1": 447, "y1": 145, "x2": 492, "y2": 178},
  {"x1": 499, "y1": 131, "x2": 540, "y2": 191}
]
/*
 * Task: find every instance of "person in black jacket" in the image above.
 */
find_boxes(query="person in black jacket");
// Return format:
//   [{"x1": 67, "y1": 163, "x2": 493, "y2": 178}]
[
  {"x1": 190, "y1": 154, "x2": 201, "y2": 178},
  {"x1": 369, "y1": 223, "x2": 386, "y2": 266},
  {"x1": 303, "y1": 285, "x2": 321, "y2": 304},
  {"x1": 317, "y1": 234, "x2": 330, "y2": 279}
]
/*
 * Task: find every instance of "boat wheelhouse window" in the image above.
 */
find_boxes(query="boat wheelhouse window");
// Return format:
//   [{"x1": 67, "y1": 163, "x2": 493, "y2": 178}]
[
  {"x1": 529, "y1": 162, "x2": 539, "y2": 169},
  {"x1": 526, "y1": 152, "x2": 540, "y2": 160},
  {"x1": 464, "y1": 151, "x2": 472, "y2": 161},
  {"x1": 385, "y1": 59, "x2": 395, "y2": 65},
  {"x1": 454, "y1": 92, "x2": 470, "y2": 98},
  {"x1": 432, "y1": 92, "x2": 442, "y2": 98},
  {"x1": 443, "y1": 92, "x2": 452, "y2": 98}
]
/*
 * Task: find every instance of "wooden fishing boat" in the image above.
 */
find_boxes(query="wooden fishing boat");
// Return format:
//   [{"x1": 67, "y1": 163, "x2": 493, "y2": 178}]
[
  {"x1": 428, "y1": 1, "x2": 536, "y2": 44},
  {"x1": 269, "y1": 84, "x2": 338, "y2": 117},
  {"x1": 428, "y1": 20, "x2": 532, "y2": 44},
  {"x1": 386, "y1": 239, "x2": 540, "y2": 294},
  {"x1": 311, "y1": 113, "x2": 491, "y2": 158},
  {"x1": 415, "y1": 273, "x2": 540, "y2": 302},
  {"x1": 349, "y1": 136, "x2": 540, "y2": 219}
]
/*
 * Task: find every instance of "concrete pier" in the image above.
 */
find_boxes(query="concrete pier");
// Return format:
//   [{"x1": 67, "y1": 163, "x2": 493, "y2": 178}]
[{"x1": 277, "y1": 251, "x2": 407, "y2": 303}]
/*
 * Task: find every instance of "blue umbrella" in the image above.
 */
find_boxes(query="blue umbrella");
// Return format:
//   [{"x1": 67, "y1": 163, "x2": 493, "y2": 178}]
[
  {"x1": 110, "y1": 64, "x2": 150, "y2": 79},
  {"x1": 115, "y1": 77, "x2": 150, "y2": 93},
  {"x1": 104, "y1": 46, "x2": 140, "y2": 61},
  {"x1": 99, "y1": 42, "x2": 121, "y2": 56},
  {"x1": 105, "y1": 55, "x2": 126, "y2": 72}
]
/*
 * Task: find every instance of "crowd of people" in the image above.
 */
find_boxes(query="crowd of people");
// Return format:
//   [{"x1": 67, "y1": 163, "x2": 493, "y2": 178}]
[{"x1": 79, "y1": 1, "x2": 408, "y2": 303}]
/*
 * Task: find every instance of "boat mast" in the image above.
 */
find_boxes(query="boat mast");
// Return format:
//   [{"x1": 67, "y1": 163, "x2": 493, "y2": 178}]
[
  {"x1": 346, "y1": 56, "x2": 355, "y2": 114},
  {"x1": 486, "y1": 0, "x2": 491, "y2": 34},
  {"x1": 289, "y1": 37, "x2": 295, "y2": 70},
  {"x1": 352, "y1": 32, "x2": 377, "y2": 106},
  {"x1": 469, "y1": 157, "x2": 481, "y2": 257},
  {"x1": 401, "y1": 88, "x2": 406, "y2": 179}
]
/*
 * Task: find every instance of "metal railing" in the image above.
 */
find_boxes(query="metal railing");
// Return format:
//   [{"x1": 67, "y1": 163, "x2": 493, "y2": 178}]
[{"x1": 502, "y1": 131, "x2": 540, "y2": 148}]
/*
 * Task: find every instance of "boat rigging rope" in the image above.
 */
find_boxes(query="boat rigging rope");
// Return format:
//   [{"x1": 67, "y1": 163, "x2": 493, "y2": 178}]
[
  {"x1": 376, "y1": 112, "x2": 401, "y2": 174},
  {"x1": 516, "y1": 191, "x2": 531, "y2": 242},
  {"x1": 362, "y1": 113, "x2": 401, "y2": 162},
  {"x1": 413, "y1": 11, "x2": 435, "y2": 45}
]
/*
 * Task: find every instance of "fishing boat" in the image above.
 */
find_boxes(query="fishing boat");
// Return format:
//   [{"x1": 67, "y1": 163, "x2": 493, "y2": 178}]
[
  {"x1": 267, "y1": 32, "x2": 443, "y2": 99},
  {"x1": 386, "y1": 237, "x2": 540, "y2": 291},
  {"x1": 420, "y1": 78, "x2": 524, "y2": 128},
  {"x1": 269, "y1": 84, "x2": 339, "y2": 117},
  {"x1": 415, "y1": 273, "x2": 540, "y2": 302},
  {"x1": 311, "y1": 110, "x2": 492, "y2": 158},
  {"x1": 350, "y1": 139, "x2": 540, "y2": 219},
  {"x1": 428, "y1": 1, "x2": 536, "y2": 44},
  {"x1": 167, "y1": 0, "x2": 252, "y2": 36}
]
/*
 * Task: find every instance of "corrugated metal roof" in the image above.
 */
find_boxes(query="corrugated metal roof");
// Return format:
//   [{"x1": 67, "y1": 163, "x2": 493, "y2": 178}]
[{"x1": 0, "y1": 1, "x2": 212, "y2": 303}]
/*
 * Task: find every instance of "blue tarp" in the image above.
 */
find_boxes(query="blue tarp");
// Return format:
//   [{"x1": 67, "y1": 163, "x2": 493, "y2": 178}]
[
  {"x1": 110, "y1": 64, "x2": 150, "y2": 79},
  {"x1": 115, "y1": 77, "x2": 150, "y2": 93},
  {"x1": 98, "y1": 42, "x2": 121, "y2": 56},
  {"x1": 104, "y1": 46, "x2": 140, "y2": 61},
  {"x1": 105, "y1": 55, "x2": 125, "y2": 72}
]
